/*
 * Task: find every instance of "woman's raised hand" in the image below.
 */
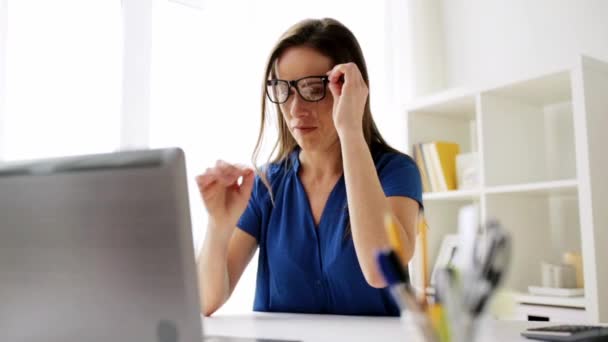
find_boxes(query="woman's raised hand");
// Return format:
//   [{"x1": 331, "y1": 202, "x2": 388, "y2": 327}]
[{"x1": 196, "y1": 160, "x2": 255, "y2": 233}]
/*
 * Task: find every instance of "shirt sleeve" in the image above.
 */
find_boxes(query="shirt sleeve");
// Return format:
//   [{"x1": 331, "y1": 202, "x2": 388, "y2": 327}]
[
  {"x1": 377, "y1": 153, "x2": 423, "y2": 209},
  {"x1": 236, "y1": 175, "x2": 263, "y2": 242}
]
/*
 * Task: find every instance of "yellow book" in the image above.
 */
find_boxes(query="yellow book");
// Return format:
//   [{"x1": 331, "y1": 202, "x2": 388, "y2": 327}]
[{"x1": 432, "y1": 142, "x2": 460, "y2": 191}]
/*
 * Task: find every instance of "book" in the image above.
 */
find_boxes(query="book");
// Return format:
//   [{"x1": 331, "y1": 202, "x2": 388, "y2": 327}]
[
  {"x1": 428, "y1": 143, "x2": 446, "y2": 192},
  {"x1": 432, "y1": 142, "x2": 460, "y2": 191},
  {"x1": 415, "y1": 141, "x2": 460, "y2": 192},
  {"x1": 413, "y1": 144, "x2": 431, "y2": 193},
  {"x1": 421, "y1": 143, "x2": 439, "y2": 192}
]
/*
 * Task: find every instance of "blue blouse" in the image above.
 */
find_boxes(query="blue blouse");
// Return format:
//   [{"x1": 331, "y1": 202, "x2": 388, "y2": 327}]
[{"x1": 237, "y1": 144, "x2": 423, "y2": 316}]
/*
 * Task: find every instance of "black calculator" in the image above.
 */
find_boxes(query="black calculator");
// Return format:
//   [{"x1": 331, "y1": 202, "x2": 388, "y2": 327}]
[{"x1": 522, "y1": 325, "x2": 608, "y2": 341}]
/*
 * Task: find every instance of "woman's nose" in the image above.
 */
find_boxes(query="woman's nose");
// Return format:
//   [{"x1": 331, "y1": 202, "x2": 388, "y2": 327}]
[{"x1": 289, "y1": 92, "x2": 311, "y2": 118}]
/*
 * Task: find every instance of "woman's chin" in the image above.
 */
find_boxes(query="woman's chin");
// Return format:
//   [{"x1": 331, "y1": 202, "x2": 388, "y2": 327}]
[
  {"x1": 296, "y1": 140, "x2": 316, "y2": 150},
  {"x1": 294, "y1": 132, "x2": 339, "y2": 152},
  {"x1": 294, "y1": 131, "x2": 317, "y2": 145}
]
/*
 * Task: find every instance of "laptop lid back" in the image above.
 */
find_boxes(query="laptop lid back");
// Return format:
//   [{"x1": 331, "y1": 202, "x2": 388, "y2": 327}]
[{"x1": 0, "y1": 148, "x2": 202, "y2": 342}]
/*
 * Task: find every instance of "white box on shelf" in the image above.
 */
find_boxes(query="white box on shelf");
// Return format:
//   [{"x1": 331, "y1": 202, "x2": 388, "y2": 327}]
[{"x1": 456, "y1": 152, "x2": 479, "y2": 190}]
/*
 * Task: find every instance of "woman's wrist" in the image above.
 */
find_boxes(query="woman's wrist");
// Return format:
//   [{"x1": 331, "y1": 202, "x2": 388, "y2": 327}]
[
  {"x1": 205, "y1": 219, "x2": 235, "y2": 243},
  {"x1": 338, "y1": 128, "x2": 366, "y2": 146}
]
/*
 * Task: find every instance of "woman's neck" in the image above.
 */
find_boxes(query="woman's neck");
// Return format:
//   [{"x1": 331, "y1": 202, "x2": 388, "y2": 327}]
[{"x1": 298, "y1": 142, "x2": 343, "y2": 182}]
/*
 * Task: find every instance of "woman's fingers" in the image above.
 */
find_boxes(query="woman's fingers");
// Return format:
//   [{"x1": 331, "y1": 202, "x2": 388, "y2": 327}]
[
  {"x1": 328, "y1": 72, "x2": 342, "y2": 85},
  {"x1": 327, "y1": 63, "x2": 366, "y2": 91},
  {"x1": 196, "y1": 169, "x2": 218, "y2": 189},
  {"x1": 197, "y1": 162, "x2": 255, "y2": 190},
  {"x1": 239, "y1": 168, "x2": 255, "y2": 196},
  {"x1": 215, "y1": 160, "x2": 249, "y2": 182},
  {"x1": 327, "y1": 64, "x2": 353, "y2": 97}
]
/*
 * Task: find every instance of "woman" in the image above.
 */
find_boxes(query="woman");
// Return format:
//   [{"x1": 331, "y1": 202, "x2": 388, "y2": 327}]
[{"x1": 196, "y1": 18, "x2": 422, "y2": 317}]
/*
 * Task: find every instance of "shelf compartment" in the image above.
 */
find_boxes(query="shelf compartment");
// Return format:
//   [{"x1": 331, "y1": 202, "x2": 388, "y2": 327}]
[
  {"x1": 484, "y1": 71, "x2": 571, "y2": 107},
  {"x1": 485, "y1": 191, "x2": 582, "y2": 293},
  {"x1": 406, "y1": 89, "x2": 476, "y2": 120},
  {"x1": 421, "y1": 200, "x2": 480, "y2": 284},
  {"x1": 481, "y1": 83, "x2": 576, "y2": 186}
]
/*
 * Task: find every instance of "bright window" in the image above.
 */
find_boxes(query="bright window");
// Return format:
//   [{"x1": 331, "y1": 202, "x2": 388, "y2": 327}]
[{"x1": 2, "y1": 0, "x2": 122, "y2": 161}]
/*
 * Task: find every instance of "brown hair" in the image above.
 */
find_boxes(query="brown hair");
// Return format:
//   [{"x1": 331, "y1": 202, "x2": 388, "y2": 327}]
[{"x1": 253, "y1": 18, "x2": 398, "y2": 194}]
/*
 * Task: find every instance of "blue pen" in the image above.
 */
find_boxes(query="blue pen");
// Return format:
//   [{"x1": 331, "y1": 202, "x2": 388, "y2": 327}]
[{"x1": 376, "y1": 249, "x2": 439, "y2": 342}]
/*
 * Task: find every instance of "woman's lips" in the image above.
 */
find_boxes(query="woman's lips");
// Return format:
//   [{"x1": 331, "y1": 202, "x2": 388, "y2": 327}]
[{"x1": 294, "y1": 127, "x2": 317, "y2": 134}]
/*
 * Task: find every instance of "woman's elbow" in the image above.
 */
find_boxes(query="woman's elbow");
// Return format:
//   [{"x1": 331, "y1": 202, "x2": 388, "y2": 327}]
[
  {"x1": 363, "y1": 247, "x2": 415, "y2": 289},
  {"x1": 201, "y1": 297, "x2": 214, "y2": 317},
  {"x1": 202, "y1": 298, "x2": 222, "y2": 317},
  {"x1": 202, "y1": 306, "x2": 217, "y2": 317},
  {"x1": 201, "y1": 292, "x2": 225, "y2": 317},
  {"x1": 362, "y1": 266, "x2": 388, "y2": 289},
  {"x1": 366, "y1": 276, "x2": 387, "y2": 289}
]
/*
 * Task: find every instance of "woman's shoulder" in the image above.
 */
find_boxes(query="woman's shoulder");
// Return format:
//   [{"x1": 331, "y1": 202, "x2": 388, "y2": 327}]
[
  {"x1": 371, "y1": 143, "x2": 417, "y2": 170},
  {"x1": 251, "y1": 155, "x2": 295, "y2": 199},
  {"x1": 371, "y1": 142, "x2": 423, "y2": 204}
]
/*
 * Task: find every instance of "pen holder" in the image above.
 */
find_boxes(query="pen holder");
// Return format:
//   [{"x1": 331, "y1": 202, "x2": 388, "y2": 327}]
[
  {"x1": 400, "y1": 310, "x2": 435, "y2": 342},
  {"x1": 422, "y1": 217, "x2": 510, "y2": 342},
  {"x1": 448, "y1": 312, "x2": 481, "y2": 342},
  {"x1": 390, "y1": 216, "x2": 510, "y2": 342},
  {"x1": 399, "y1": 308, "x2": 481, "y2": 342}
]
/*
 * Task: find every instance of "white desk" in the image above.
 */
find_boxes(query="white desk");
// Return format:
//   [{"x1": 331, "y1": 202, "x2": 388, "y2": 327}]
[{"x1": 204, "y1": 312, "x2": 545, "y2": 342}]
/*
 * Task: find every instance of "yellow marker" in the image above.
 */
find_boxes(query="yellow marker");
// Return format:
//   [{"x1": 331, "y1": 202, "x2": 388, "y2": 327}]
[
  {"x1": 428, "y1": 303, "x2": 450, "y2": 342},
  {"x1": 384, "y1": 213, "x2": 407, "y2": 267}
]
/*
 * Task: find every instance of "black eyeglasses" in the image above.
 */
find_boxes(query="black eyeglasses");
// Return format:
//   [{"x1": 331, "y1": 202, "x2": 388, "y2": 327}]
[{"x1": 266, "y1": 75, "x2": 329, "y2": 104}]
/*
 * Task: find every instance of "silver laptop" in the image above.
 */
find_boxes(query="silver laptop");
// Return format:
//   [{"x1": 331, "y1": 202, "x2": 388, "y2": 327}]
[
  {"x1": 0, "y1": 148, "x2": 204, "y2": 342},
  {"x1": 0, "y1": 149, "x2": 298, "y2": 342}
]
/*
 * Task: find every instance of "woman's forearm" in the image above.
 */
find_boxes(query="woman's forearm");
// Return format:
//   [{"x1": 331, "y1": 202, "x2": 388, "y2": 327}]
[
  {"x1": 340, "y1": 132, "x2": 415, "y2": 288},
  {"x1": 197, "y1": 223, "x2": 232, "y2": 316}
]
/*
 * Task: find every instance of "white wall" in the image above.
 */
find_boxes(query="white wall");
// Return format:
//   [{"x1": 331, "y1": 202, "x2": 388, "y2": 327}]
[{"x1": 440, "y1": 0, "x2": 608, "y2": 88}]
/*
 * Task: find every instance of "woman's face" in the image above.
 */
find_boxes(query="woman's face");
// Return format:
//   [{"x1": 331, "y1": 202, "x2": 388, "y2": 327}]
[{"x1": 275, "y1": 46, "x2": 338, "y2": 153}]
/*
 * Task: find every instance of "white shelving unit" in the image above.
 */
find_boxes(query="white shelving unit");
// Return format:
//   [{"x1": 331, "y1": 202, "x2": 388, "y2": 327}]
[{"x1": 405, "y1": 56, "x2": 608, "y2": 323}]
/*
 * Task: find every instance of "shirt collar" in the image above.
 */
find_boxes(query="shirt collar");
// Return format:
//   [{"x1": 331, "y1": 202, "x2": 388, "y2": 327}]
[{"x1": 289, "y1": 147, "x2": 302, "y2": 174}]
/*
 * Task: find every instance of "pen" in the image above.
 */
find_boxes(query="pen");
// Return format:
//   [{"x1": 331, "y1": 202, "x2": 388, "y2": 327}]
[
  {"x1": 376, "y1": 249, "x2": 416, "y2": 312},
  {"x1": 377, "y1": 249, "x2": 408, "y2": 284},
  {"x1": 376, "y1": 249, "x2": 439, "y2": 342}
]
